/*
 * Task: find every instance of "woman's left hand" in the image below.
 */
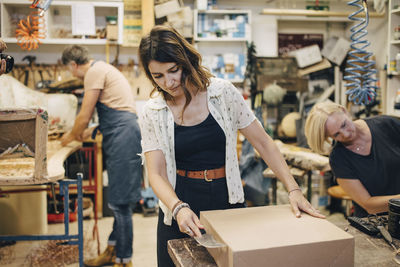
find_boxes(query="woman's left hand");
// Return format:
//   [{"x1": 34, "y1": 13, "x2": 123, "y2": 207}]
[
  {"x1": 60, "y1": 131, "x2": 75, "y2": 146},
  {"x1": 288, "y1": 189, "x2": 326, "y2": 218}
]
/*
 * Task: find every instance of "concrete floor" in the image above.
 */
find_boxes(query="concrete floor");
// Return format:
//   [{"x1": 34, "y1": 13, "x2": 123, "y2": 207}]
[
  {"x1": 0, "y1": 208, "x2": 346, "y2": 267},
  {"x1": 0, "y1": 213, "x2": 158, "y2": 267}
]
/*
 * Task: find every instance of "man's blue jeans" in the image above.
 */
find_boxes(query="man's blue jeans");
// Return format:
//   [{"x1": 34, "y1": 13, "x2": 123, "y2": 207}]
[{"x1": 107, "y1": 203, "x2": 133, "y2": 264}]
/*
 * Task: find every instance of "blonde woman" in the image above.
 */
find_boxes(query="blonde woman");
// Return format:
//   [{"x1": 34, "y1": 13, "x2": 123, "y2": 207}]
[{"x1": 305, "y1": 101, "x2": 400, "y2": 217}]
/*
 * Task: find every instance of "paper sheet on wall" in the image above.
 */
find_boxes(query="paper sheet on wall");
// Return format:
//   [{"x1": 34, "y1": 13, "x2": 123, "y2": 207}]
[
  {"x1": 71, "y1": 3, "x2": 96, "y2": 36},
  {"x1": 253, "y1": 16, "x2": 278, "y2": 57}
]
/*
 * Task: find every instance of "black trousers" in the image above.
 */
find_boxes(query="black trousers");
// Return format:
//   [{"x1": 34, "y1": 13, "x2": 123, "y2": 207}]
[{"x1": 157, "y1": 174, "x2": 245, "y2": 267}]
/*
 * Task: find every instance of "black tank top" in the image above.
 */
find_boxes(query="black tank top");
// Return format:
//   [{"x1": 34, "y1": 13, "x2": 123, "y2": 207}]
[{"x1": 175, "y1": 113, "x2": 226, "y2": 171}]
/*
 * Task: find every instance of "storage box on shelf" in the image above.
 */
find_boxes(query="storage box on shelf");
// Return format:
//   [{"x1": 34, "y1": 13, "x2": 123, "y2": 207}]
[
  {"x1": 0, "y1": 0, "x2": 123, "y2": 45},
  {"x1": 193, "y1": 9, "x2": 251, "y2": 83},
  {"x1": 387, "y1": 0, "x2": 400, "y2": 116}
]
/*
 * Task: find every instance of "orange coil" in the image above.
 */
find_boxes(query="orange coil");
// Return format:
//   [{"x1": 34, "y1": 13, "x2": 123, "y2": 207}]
[{"x1": 16, "y1": 10, "x2": 46, "y2": 51}]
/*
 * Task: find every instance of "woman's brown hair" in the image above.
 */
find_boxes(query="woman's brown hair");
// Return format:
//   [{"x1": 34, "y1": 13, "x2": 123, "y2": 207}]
[{"x1": 139, "y1": 25, "x2": 213, "y2": 114}]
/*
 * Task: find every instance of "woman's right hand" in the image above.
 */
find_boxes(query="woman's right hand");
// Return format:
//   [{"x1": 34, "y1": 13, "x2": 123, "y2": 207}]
[{"x1": 176, "y1": 207, "x2": 204, "y2": 237}]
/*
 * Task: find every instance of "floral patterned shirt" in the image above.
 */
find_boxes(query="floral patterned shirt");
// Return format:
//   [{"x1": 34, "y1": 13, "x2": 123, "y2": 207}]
[{"x1": 139, "y1": 77, "x2": 256, "y2": 225}]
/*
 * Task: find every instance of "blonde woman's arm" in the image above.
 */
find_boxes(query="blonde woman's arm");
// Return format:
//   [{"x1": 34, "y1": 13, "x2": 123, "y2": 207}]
[{"x1": 337, "y1": 178, "x2": 400, "y2": 214}]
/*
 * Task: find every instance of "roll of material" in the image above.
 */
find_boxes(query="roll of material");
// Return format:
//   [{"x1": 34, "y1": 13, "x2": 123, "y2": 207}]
[
  {"x1": 0, "y1": 185, "x2": 47, "y2": 235},
  {"x1": 388, "y1": 199, "x2": 400, "y2": 238}
]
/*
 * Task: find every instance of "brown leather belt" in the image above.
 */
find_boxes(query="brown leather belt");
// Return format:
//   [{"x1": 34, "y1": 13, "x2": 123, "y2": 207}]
[{"x1": 176, "y1": 166, "x2": 226, "y2": 182}]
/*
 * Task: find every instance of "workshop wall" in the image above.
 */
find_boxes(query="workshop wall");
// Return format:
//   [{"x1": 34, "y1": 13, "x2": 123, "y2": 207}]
[{"x1": 4, "y1": 0, "x2": 387, "y2": 70}]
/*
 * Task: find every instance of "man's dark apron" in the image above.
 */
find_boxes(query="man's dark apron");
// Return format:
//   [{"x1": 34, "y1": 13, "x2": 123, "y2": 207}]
[{"x1": 95, "y1": 101, "x2": 142, "y2": 205}]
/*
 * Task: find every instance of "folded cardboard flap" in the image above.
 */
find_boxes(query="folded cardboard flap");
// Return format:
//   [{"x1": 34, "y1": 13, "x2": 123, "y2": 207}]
[{"x1": 200, "y1": 205, "x2": 354, "y2": 267}]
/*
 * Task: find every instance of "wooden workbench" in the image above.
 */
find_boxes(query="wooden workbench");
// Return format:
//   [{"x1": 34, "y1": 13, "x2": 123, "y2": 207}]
[
  {"x1": 168, "y1": 217, "x2": 400, "y2": 267},
  {"x1": 267, "y1": 140, "x2": 331, "y2": 201}
]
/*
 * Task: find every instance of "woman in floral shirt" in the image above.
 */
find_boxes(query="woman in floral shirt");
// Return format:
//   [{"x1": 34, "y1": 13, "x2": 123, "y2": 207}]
[{"x1": 138, "y1": 25, "x2": 325, "y2": 267}]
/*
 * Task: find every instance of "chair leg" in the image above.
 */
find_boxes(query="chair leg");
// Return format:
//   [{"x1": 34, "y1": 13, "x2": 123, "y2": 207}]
[
  {"x1": 271, "y1": 179, "x2": 277, "y2": 205},
  {"x1": 345, "y1": 200, "x2": 353, "y2": 218},
  {"x1": 77, "y1": 173, "x2": 84, "y2": 267}
]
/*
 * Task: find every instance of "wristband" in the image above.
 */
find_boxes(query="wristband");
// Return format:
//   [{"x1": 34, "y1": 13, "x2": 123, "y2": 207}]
[
  {"x1": 288, "y1": 188, "x2": 301, "y2": 196},
  {"x1": 172, "y1": 202, "x2": 190, "y2": 220},
  {"x1": 171, "y1": 200, "x2": 183, "y2": 214}
]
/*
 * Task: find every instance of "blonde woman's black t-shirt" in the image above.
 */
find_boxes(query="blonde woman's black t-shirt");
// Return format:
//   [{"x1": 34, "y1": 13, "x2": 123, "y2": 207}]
[{"x1": 330, "y1": 116, "x2": 400, "y2": 217}]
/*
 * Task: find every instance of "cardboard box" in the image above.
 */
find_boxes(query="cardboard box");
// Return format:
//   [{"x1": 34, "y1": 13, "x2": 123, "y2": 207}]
[
  {"x1": 257, "y1": 75, "x2": 308, "y2": 92},
  {"x1": 322, "y1": 37, "x2": 351, "y2": 66},
  {"x1": 154, "y1": 0, "x2": 182, "y2": 18},
  {"x1": 200, "y1": 205, "x2": 354, "y2": 267},
  {"x1": 292, "y1": 45, "x2": 323, "y2": 68},
  {"x1": 106, "y1": 24, "x2": 119, "y2": 41}
]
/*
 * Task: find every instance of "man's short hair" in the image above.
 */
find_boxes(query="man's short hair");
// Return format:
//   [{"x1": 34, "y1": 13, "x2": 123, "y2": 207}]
[{"x1": 61, "y1": 45, "x2": 90, "y2": 65}]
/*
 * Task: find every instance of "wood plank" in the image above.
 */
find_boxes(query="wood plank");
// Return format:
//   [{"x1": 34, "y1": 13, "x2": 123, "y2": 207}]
[
  {"x1": 34, "y1": 110, "x2": 48, "y2": 180},
  {"x1": 273, "y1": 140, "x2": 330, "y2": 171},
  {"x1": 141, "y1": 0, "x2": 155, "y2": 36},
  {"x1": 0, "y1": 112, "x2": 37, "y2": 121},
  {"x1": 47, "y1": 141, "x2": 81, "y2": 181},
  {"x1": 261, "y1": 8, "x2": 385, "y2": 18},
  {"x1": 168, "y1": 238, "x2": 217, "y2": 267}
]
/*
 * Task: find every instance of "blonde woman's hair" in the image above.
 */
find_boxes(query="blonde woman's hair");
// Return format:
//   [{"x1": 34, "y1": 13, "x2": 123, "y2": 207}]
[{"x1": 304, "y1": 101, "x2": 346, "y2": 154}]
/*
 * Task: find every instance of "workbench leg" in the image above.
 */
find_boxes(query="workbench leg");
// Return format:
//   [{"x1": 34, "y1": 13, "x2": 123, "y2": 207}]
[
  {"x1": 271, "y1": 178, "x2": 277, "y2": 205},
  {"x1": 307, "y1": 171, "x2": 312, "y2": 202},
  {"x1": 77, "y1": 173, "x2": 84, "y2": 267}
]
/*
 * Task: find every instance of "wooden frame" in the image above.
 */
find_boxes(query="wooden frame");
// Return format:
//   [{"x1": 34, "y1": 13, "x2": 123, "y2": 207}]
[
  {"x1": 0, "y1": 108, "x2": 74, "y2": 185},
  {"x1": 0, "y1": 108, "x2": 81, "y2": 185},
  {"x1": 0, "y1": 109, "x2": 47, "y2": 180}
]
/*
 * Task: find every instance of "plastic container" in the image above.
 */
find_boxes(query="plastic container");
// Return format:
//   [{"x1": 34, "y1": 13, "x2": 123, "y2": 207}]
[
  {"x1": 396, "y1": 53, "x2": 400, "y2": 73},
  {"x1": 394, "y1": 26, "x2": 400, "y2": 40},
  {"x1": 310, "y1": 171, "x2": 331, "y2": 209},
  {"x1": 395, "y1": 89, "x2": 400, "y2": 110}
]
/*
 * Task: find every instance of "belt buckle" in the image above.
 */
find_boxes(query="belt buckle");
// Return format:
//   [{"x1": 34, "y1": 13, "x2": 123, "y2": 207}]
[{"x1": 204, "y1": 170, "x2": 212, "y2": 182}]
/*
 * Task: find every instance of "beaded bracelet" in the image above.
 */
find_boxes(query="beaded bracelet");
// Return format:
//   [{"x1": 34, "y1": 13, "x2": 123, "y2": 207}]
[
  {"x1": 288, "y1": 188, "x2": 302, "y2": 196},
  {"x1": 172, "y1": 200, "x2": 183, "y2": 214},
  {"x1": 172, "y1": 202, "x2": 190, "y2": 220}
]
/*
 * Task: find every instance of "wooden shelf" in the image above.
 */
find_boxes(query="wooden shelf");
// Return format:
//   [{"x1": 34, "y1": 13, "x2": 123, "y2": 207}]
[
  {"x1": 391, "y1": 8, "x2": 400, "y2": 14},
  {"x1": 261, "y1": 8, "x2": 385, "y2": 18},
  {"x1": 2, "y1": 37, "x2": 119, "y2": 45},
  {"x1": 194, "y1": 37, "x2": 249, "y2": 42},
  {"x1": 197, "y1": 9, "x2": 251, "y2": 14},
  {"x1": 0, "y1": 0, "x2": 124, "y2": 45}
]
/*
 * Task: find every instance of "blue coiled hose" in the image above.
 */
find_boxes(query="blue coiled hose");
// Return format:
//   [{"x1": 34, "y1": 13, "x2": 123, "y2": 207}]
[{"x1": 344, "y1": 0, "x2": 377, "y2": 105}]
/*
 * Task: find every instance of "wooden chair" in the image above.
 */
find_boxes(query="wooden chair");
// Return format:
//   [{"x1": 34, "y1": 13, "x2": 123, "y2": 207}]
[{"x1": 327, "y1": 185, "x2": 353, "y2": 217}]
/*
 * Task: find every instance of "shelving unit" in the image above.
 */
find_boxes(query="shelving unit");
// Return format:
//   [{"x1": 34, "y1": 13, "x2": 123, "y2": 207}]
[
  {"x1": 387, "y1": 0, "x2": 400, "y2": 116},
  {"x1": 193, "y1": 9, "x2": 251, "y2": 83},
  {"x1": 0, "y1": 0, "x2": 123, "y2": 45},
  {"x1": 261, "y1": 8, "x2": 385, "y2": 19}
]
